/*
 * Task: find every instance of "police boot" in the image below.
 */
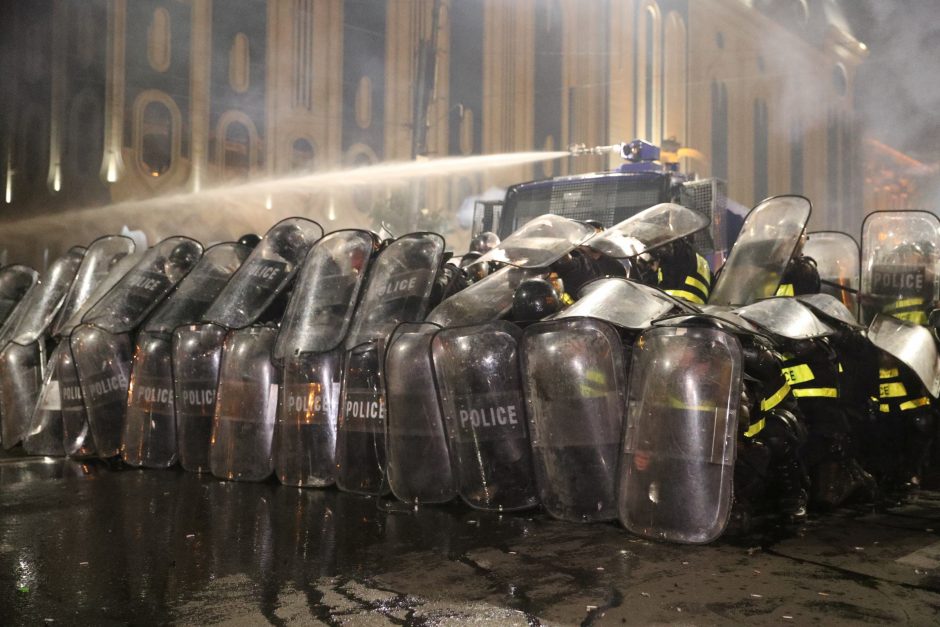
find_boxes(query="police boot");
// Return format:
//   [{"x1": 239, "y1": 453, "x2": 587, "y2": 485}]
[{"x1": 775, "y1": 458, "x2": 808, "y2": 520}]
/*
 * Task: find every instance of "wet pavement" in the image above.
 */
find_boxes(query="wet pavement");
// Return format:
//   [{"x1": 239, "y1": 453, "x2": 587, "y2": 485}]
[{"x1": 1, "y1": 456, "x2": 939, "y2": 625}]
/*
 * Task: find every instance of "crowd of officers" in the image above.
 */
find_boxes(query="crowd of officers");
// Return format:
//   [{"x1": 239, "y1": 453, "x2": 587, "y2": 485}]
[{"x1": 465, "y1": 228, "x2": 938, "y2": 525}]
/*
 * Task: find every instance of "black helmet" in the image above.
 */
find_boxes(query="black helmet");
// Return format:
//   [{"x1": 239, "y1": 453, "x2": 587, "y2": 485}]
[
  {"x1": 164, "y1": 241, "x2": 201, "y2": 280},
  {"x1": 238, "y1": 233, "x2": 262, "y2": 249},
  {"x1": 783, "y1": 255, "x2": 820, "y2": 296},
  {"x1": 266, "y1": 222, "x2": 306, "y2": 260},
  {"x1": 512, "y1": 278, "x2": 560, "y2": 322},
  {"x1": 469, "y1": 231, "x2": 500, "y2": 254}
]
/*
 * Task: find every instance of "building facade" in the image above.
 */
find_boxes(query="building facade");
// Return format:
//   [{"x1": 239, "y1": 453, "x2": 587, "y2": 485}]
[{"x1": 0, "y1": 0, "x2": 867, "y2": 266}]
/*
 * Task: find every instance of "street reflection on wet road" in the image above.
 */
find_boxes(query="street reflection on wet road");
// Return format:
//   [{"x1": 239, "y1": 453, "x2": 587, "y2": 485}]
[{"x1": 1, "y1": 458, "x2": 938, "y2": 625}]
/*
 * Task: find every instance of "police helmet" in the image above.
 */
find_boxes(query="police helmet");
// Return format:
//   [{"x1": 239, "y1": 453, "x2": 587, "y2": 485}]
[
  {"x1": 165, "y1": 242, "x2": 200, "y2": 278},
  {"x1": 266, "y1": 222, "x2": 306, "y2": 260},
  {"x1": 238, "y1": 233, "x2": 262, "y2": 249},
  {"x1": 511, "y1": 278, "x2": 560, "y2": 322},
  {"x1": 784, "y1": 255, "x2": 821, "y2": 296},
  {"x1": 469, "y1": 231, "x2": 500, "y2": 254}
]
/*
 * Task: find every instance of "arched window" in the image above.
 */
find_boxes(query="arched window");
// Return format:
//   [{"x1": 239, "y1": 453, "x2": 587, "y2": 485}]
[
  {"x1": 141, "y1": 100, "x2": 173, "y2": 177},
  {"x1": 147, "y1": 7, "x2": 171, "y2": 73},
  {"x1": 290, "y1": 138, "x2": 315, "y2": 171},
  {"x1": 753, "y1": 99, "x2": 769, "y2": 202},
  {"x1": 711, "y1": 80, "x2": 728, "y2": 181},
  {"x1": 229, "y1": 33, "x2": 250, "y2": 93}
]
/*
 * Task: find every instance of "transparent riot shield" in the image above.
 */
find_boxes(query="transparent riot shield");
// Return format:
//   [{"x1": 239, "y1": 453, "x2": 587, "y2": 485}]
[
  {"x1": 173, "y1": 323, "x2": 227, "y2": 472},
  {"x1": 860, "y1": 210, "x2": 940, "y2": 325},
  {"x1": 476, "y1": 214, "x2": 595, "y2": 268},
  {"x1": 584, "y1": 203, "x2": 710, "y2": 259},
  {"x1": 59, "y1": 343, "x2": 95, "y2": 458},
  {"x1": 69, "y1": 325, "x2": 134, "y2": 457},
  {"x1": 425, "y1": 265, "x2": 547, "y2": 327},
  {"x1": 210, "y1": 326, "x2": 279, "y2": 481},
  {"x1": 385, "y1": 323, "x2": 455, "y2": 504},
  {"x1": 273, "y1": 229, "x2": 375, "y2": 360},
  {"x1": 203, "y1": 218, "x2": 323, "y2": 330},
  {"x1": 619, "y1": 326, "x2": 742, "y2": 544},
  {"x1": 122, "y1": 243, "x2": 249, "y2": 468},
  {"x1": 431, "y1": 321, "x2": 539, "y2": 511},
  {"x1": 0, "y1": 265, "x2": 38, "y2": 328},
  {"x1": 336, "y1": 339, "x2": 389, "y2": 495},
  {"x1": 50, "y1": 235, "x2": 136, "y2": 337},
  {"x1": 0, "y1": 341, "x2": 45, "y2": 448},
  {"x1": 709, "y1": 195, "x2": 812, "y2": 306},
  {"x1": 345, "y1": 232, "x2": 445, "y2": 349},
  {"x1": 275, "y1": 349, "x2": 342, "y2": 487},
  {"x1": 734, "y1": 298, "x2": 835, "y2": 340},
  {"x1": 868, "y1": 314, "x2": 940, "y2": 397},
  {"x1": 0, "y1": 248, "x2": 84, "y2": 448},
  {"x1": 54, "y1": 252, "x2": 142, "y2": 341},
  {"x1": 81, "y1": 237, "x2": 203, "y2": 334},
  {"x1": 122, "y1": 333, "x2": 178, "y2": 467},
  {"x1": 22, "y1": 343, "x2": 70, "y2": 455},
  {"x1": 804, "y1": 231, "x2": 859, "y2": 316},
  {"x1": 521, "y1": 318, "x2": 626, "y2": 522},
  {"x1": 796, "y1": 293, "x2": 864, "y2": 330},
  {"x1": 553, "y1": 278, "x2": 679, "y2": 329},
  {"x1": 5, "y1": 246, "x2": 85, "y2": 347}
]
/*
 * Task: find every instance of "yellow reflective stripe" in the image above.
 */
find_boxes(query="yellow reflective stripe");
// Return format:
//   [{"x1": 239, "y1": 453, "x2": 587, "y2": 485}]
[
  {"x1": 775, "y1": 283, "x2": 795, "y2": 297},
  {"x1": 900, "y1": 397, "x2": 930, "y2": 410},
  {"x1": 838, "y1": 363, "x2": 844, "y2": 373},
  {"x1": 884, "y1": 298, "x2": 926, "y2": 311},
  {"x1": 782, "y1": 364, "x2": 815, "y2": 385},
  {"x1": 893, "y1": 310, "x2": 927, "y2": 324},
  {"x1": 760, "y1": 381, "x2": 791, "y2": 412},
  {"x1": 561, "y1": 292, "x2": 575, "y2": 306},
  {"x1": 585, "y1": 369, "x2": 606, "y2": 384},
  {"x1": 879, "y1": 381, "x2": 908, "y2": 399},
  {"x1": 879, "y1": 403, "x2": 891, "y2": 413},
  {"x1": 792, "y1": 387, "x2": 838, "y2": 398},
  {"x1": 743, "y1": 418, "x2": 766, "y2": 438},
  {"x1": 579, "y1": 384, "x2": 607, "y2": 398},
  {"x1": 684, "y1": 274, "x2": 709, "y2": 295},
  {"x1": 879, "y1": 368, "x2": 900, "y2": 379},
  {"x1": 696, "y1": 254, "x2": 711, "y2": 281},
  {"x1": 657, "y1": 268, "x2": 663, "y2": 283},
  {"x1": 664, "y1": 289, "x2": 705, "y2": 305}
]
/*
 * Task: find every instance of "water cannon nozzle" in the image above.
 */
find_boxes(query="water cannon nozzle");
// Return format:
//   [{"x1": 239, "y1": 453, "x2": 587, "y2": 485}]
[{"x1": 568, "y1": 143, "x2": 624, "y2": 157}]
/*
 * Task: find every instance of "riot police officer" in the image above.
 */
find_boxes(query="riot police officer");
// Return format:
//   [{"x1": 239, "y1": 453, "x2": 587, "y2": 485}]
[
  {"x1": 647, "y1": 238, "x2": 712, "y2": 305},
  {"x1": 775, "y1": 255, "x2": 821, "y2": 297}
]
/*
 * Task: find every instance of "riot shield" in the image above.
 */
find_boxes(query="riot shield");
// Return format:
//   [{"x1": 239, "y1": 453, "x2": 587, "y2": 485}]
[
  {"x1": 709, "y1": 196, "x2": 812, "y2": 306},
  {"x1": 69, "y1": 324, "x2": 134, "y2": 457},
  {"x1": 345, "y1": 232, "x2": 445, "y2": 349},
  {"x1": 431, "y1": 321, "x2": 538, "y2": 511},
  {"x1": 796, "y1": 293, "x2": 863, "y2": 330},
  {"x1": 860, "y1": 210, "x2": 940, "y2": 325},
  {"x1": 336, "y1": 339, "x2": 389, "y2": 495},
  {"x1": 618, "y1": 325, "x2": 742, "y2": 544},
  {"x1": 425, "y1": 265, "x2": 547, "y2": 327},
  {"x1": 50, "y1": 235, "x2": 136, "y2": 337},
  {"x1": 122, "y1": 243, "x2": 249, "y2": 468},
  {"x1": 385, "y1": 323, "x2": 455, "y2": 504},
  {"x1": 553, "y1": 278, "x2": 679, "y2": 330},
  {"x1": 734, "y1": 298, "x2": 835, "y2": 340},
  {"x1": 202, "y1": 218, "x2": 323, "y2": 330},
  {"x1": 521, "y1": 318, "x2": 626, "y2": 522},
  {"x1": 273, "y1": 229, "x2": 375, "y2": 360},
  {"x1": 210, "y1": 326, "x2": 279, "y2": 481},
  {"x1": 122, "y1": 333, "x2": 178, "y2": 467},
  {"x1": 54, "y1": 252, "x2": 142, "y2": 340},
  {"x1": 173, "y1": 323, "x2": 227, "y2": 472},
  {"x1": 868, "y1": 314, "x2": 940, "y2": 397},
  {"x1": 275, "y1": 349, "x2": 342, "y2": 487},
  {"x1": 59, "y1": 342, "x2": 95, "y2": 458},
  {"x1": 0, "y1": 341, "x2": 45, "y2": 448},
  {"x1": 476, "y1": 214, "x2": 595, "y2": 268},
  {"x1": 0, "y1": 265, "x2": 38, "y2": 328},
  {"x1": 0, "y1": 248, "x2": 84, "y2": 447},
  {"x1": 6, "y1": 246, "x2": 85, "y2": 346},
  {"x1": 804, "y1": 231, "x2": 859, "y2": 316},
  {"x1": 22, "y1": 343, "x2": 70, "y2": 455},
  {"x1": 584, "y1": 203, "x2": 710, "y2": 259},
  {"x1": 81, "y1": 237, "x2": 203, "y2": 334}
]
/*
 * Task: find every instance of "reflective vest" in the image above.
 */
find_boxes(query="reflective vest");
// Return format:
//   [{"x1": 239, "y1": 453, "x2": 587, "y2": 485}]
[
  {"x1": 876, "y1": 362, "x2": 931, "y2": 414},
  {"x1": 658, "y1": 252, "x2": 712, "y2": 305},
  {"x1": 779, "y1": 344, "x2": 840, "y2": 401},
  {"x1": 882, "y1": 297, "x2": 928, "y2": 325}
]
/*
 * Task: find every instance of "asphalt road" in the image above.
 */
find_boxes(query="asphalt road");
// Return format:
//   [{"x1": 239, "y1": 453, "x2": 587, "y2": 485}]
[{"x1": 1, "y1": 456, "x2": 938, "y2": 625}]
